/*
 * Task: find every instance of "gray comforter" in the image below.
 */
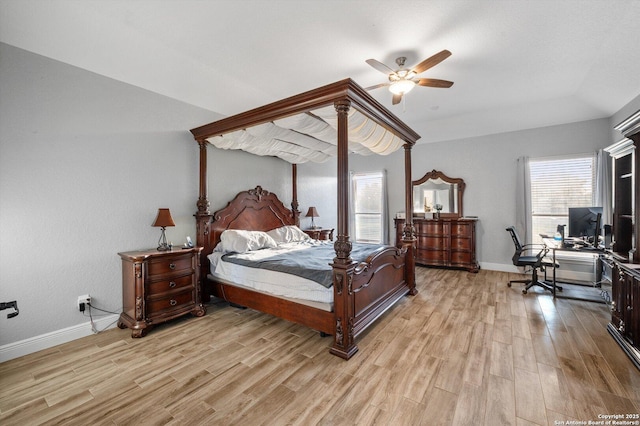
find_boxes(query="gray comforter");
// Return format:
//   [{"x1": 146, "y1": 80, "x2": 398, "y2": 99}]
[{"x1": 221, "y1": 242, "x2": 385, "y2": 288}]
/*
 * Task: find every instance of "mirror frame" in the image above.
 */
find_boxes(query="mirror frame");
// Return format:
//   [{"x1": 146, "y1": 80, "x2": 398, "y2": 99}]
[{"x1": 413, "y1": 170, "x2": 465, "y2": 218}]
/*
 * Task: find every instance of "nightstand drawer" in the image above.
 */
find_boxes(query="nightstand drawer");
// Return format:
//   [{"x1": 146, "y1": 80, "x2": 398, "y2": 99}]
[
  {"x1": 147, "y1": 274, "x2": 194, "y2": 296},
  {"x1": 147, "y1": 254, "x2": 193, "y2": 277},
  {"x1": 146, "y1": 289, "x2": 194, "y2": 315}
]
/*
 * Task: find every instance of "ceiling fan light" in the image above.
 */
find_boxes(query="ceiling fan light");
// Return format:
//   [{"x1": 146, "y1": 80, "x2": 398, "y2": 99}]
[{"x1": 389, "y1": 79, "x2": 416, "y2": 95}]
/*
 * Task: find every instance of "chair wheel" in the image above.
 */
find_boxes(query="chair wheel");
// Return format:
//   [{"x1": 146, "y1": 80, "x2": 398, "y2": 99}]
[
  {"x1": 522, "y1": 289, "x2": 527, "y2": 294},
  {"x1": 507, "y1": 282, "x2": 512, "y2": 287}
]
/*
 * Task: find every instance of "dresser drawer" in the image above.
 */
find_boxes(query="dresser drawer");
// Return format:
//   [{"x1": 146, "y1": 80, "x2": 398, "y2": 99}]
[
  {"x1": 417, "y1": 248, "x2": 447, "y2": 263},
  {"x1": 147, "y1": 254, "x2": 193, "y2": 277},
  {"x1": 417, "y1": 236, "x2": 447, "y2": 249},
  {"x1": 451, "y1": 223, "x2": 471, "y2": 236},
  {"x1": 146, "y1": 288, "x2": 194, "y2": 316},
  {"x1": 450, "y1": 238, "x2": 471, "y2": 250},
  {"x1": 415, "y1": 221, "x2": 448, "y2": 235},
  {"x1": 451, "y1": 251, "x2": 472, "y2": 264},
  {"x1": 147, "y1": 274, "x2": 194, "y2": 296}
]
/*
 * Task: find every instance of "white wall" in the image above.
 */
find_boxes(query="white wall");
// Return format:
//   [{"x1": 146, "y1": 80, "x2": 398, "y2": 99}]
[
  {"x1": 297, "y1": 161, "x2": 338, "y2": 231},
  {"x1": 0, "y1": 43, "x2": 290, "y2": 355},
  {"x1": 350, "y1": 117, "x2": 613, "y2": 271}
]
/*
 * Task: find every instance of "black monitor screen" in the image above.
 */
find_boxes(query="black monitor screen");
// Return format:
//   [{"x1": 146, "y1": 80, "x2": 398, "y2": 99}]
[{"x1": 568, "y1": 207, "x2": 603, "y2": 241}]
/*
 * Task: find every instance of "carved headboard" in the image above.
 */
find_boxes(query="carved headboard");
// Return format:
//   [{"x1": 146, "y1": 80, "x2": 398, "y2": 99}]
[{"x1": 207, "y1": 186, "x2": 297, "y2": 256}]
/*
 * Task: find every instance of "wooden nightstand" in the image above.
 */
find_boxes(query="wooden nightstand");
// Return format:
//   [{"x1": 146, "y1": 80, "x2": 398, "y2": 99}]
[
  {"x1": 117, "y1": 247, "x2": 205, "y2": 337},
  {"x1": 303, "y1": 228, "x2": 334, "y2": 241}
]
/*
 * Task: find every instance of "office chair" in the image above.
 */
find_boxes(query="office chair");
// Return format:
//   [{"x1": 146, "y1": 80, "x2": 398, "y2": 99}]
[{"x1": 506, "y1": 226, "x2": 561, "y2": 294}]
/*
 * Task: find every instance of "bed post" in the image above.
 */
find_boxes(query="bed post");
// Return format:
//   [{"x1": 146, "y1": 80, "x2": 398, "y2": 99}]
[
  {"x1": 291, "y1": 164, "x2": 300, "y2": 227},
  {"x1": 402, "y1": 143, "x2": 417, "y2": 295},
  {"x1": 330, "y1": 99, "x2": 358, "y2": 360},
  {"x1": 195, "y1": 139, "x2": 214, "y2": 301}
]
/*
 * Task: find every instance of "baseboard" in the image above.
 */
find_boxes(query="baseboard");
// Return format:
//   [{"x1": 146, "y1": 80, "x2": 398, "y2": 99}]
[
  {"x1": 0, "y1": 314, "x2": 120, "y2": 363},
  {"x1": 480, "y1": 262, "x2": 517, "y2": 273}
]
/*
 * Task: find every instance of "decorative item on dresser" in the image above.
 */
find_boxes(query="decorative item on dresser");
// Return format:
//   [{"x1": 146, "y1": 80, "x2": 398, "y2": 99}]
[
  {"x1": 605, "y1": 109, "x2": 640, "y2": 369},
  {"x1": 189, "y1": 79, "x2": 421, "y2": 359},
  {"x1": 152, "y1": 208, "x2": 175, "y2": 251},
  {"x1": 395, "y1": 170, "x2": 479, "y2": 272},
  {"x1": 117, "y1": 247, "x2": 205, "y2": 337}
]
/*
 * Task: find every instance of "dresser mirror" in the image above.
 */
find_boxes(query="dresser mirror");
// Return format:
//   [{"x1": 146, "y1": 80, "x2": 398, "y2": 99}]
[{"x1": 412, "y1": 170, "x2": 465, "y2": 218}]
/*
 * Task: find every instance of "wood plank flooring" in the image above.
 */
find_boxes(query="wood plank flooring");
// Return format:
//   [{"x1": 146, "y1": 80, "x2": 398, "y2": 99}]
[{"x1": 1, "y1": 267, "x2": 638, "y2": 425}]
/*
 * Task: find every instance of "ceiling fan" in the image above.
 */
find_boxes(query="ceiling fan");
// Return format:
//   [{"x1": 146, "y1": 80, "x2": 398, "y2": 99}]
[{"x1": 365, "y1": 49, "x2": 454, "y2": 105}]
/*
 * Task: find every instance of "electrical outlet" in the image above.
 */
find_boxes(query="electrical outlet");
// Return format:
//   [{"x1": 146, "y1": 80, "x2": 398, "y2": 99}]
[{"x1": 77, "y1": 294, "x2": 91, "y2": 312}]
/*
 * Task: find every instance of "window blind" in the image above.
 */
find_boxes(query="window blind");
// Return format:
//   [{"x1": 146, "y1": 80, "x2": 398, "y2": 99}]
[
  {"x1": 351, "y1": 171, "x2": 385, "y2": 243},
  {"x1": 529, "y1": 154, "x2": 595, "y2": 242}
]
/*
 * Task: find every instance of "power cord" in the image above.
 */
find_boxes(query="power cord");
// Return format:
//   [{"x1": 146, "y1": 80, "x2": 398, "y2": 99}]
[
  {"x1": 87, "y1": 303, "x2": 120, "y2": 315},
  {"x1": 85, "y1": 302, "x2": 121, "y2": 334}
]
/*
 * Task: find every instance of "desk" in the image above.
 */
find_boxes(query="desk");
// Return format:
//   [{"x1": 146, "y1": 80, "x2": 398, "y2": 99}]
[{"x1": 542, "y1": 237, "x2": 608, "y2": 303}]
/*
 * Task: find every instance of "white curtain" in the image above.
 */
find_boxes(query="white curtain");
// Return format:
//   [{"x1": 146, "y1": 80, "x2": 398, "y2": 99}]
[
  {"x1": 516, "y1": 156, "x2": 532, "y2": 244},
  {"x1": 594, "y1": 148, "x2": 612, "y2": 225}
]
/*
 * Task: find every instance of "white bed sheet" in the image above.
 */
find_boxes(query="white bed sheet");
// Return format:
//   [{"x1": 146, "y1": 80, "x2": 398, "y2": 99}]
[{"x1": 207, "y1": 244, "x2": 334, "y2": 304}]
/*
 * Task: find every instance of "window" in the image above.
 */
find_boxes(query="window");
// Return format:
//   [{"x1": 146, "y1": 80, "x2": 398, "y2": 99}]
[
  {"x1": 529, "y1": 153, "x2": 596, "y2": 244},
  {"x1": 351, "y1": 171, "x2": 387, "y2": 244}
]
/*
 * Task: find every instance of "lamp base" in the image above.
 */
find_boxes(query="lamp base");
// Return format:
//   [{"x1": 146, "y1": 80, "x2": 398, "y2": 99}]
[{"x1": 157, "y1": 227, "x2": 171, "y2": 251}]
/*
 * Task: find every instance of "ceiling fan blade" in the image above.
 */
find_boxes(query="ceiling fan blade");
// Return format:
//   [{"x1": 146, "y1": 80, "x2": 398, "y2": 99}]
[
  {"x1": 364, "y1": 82, "x2": 391, "y2": 91},
  {"x1": 366, "y1": 58, "x2": 396, "y2": 75},
  {"x1": 392, "y1": 93, "x2": 403, "y2": 105},
  {"x1": 411, "y1": 50, "x2": 452, "y2": 74},
  {"x1": 416, "y1": 78, "x2": 454, "y2": 88}
]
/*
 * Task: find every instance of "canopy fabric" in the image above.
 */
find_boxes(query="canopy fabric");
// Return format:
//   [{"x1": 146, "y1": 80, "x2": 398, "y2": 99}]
[{"x1": 206, "y1": 106, "x2": 405, "y2": 163}]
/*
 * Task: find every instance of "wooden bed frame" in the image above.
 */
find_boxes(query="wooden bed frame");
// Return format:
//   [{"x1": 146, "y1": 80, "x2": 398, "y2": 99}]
[{"x1": 190, "y1": 79, "x2": 420, "y2": 359}]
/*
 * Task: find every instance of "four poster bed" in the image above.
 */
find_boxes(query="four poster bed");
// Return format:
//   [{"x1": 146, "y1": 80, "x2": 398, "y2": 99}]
[{"x1": 189, "y1": 79, "x2": 419, "y2": 359}]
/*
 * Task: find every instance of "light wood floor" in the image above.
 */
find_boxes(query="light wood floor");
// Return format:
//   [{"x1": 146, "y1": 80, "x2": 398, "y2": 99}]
[{"x1": 1, "y1": 268, "x2": 639, "y2": 425}]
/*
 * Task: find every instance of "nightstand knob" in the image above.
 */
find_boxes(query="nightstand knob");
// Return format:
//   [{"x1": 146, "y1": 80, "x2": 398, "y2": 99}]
[
  {"x1": 169, "y1": 281, "x2": 176, "y2": 288},
  {"x1": 169, "y1": 263, "x2": 176, "y2": 270},
  {"x1": 170, "y1": 299, "x2": 177, "y2": 306}
]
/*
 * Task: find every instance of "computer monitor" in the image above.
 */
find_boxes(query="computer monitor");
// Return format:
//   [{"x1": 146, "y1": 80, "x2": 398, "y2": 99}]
[{"x1": 568, "y1": 207, "x2": 603, "y2": 243}]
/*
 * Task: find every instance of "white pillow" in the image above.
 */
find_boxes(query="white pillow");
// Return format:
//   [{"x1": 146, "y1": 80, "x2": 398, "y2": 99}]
[
  {"x1": 217, "y1": 229, "x2": 277, "y2": 253},
  {"x1": 267, "y1": 225, "x2": 311, "y2": 244}
]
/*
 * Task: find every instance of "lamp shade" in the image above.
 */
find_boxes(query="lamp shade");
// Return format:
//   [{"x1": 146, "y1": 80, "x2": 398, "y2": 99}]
[
  {"x1": 152, "y1": 208, "x2": 175, "y2": 228},
  {"x1": 305, "y1": 207, "x2": 319, "y2": 218}
]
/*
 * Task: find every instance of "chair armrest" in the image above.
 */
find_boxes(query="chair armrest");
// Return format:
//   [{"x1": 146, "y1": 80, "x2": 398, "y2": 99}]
[
  {"x1": 521, "y1": 243, "x2": 546, "y2": 249},
  {"x1": 520, "y1": 244, "x2": 549, "y2": 258}
]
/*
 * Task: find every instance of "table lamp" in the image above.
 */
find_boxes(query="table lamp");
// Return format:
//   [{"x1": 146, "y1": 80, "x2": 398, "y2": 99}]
[
  {"x1": 152, "y1": 208, "x2": 175, "y2": 251},
  {"x1": 306, "y1": 206, "x2": 319, "y2": 229}
]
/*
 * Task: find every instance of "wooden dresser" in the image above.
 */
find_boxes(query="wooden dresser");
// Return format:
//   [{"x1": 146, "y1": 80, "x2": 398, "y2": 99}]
[
  {"x1": 395, "y1": 218, "x2": 479, "y2": 272},
  {"x1": 117, "y1": 247, "x2": 206, "y2": 337}
]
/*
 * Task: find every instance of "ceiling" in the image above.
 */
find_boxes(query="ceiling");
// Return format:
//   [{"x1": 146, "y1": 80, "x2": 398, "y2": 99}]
[{"x1": 2, "y1": 0, "x2": 640, "y2": 144}]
